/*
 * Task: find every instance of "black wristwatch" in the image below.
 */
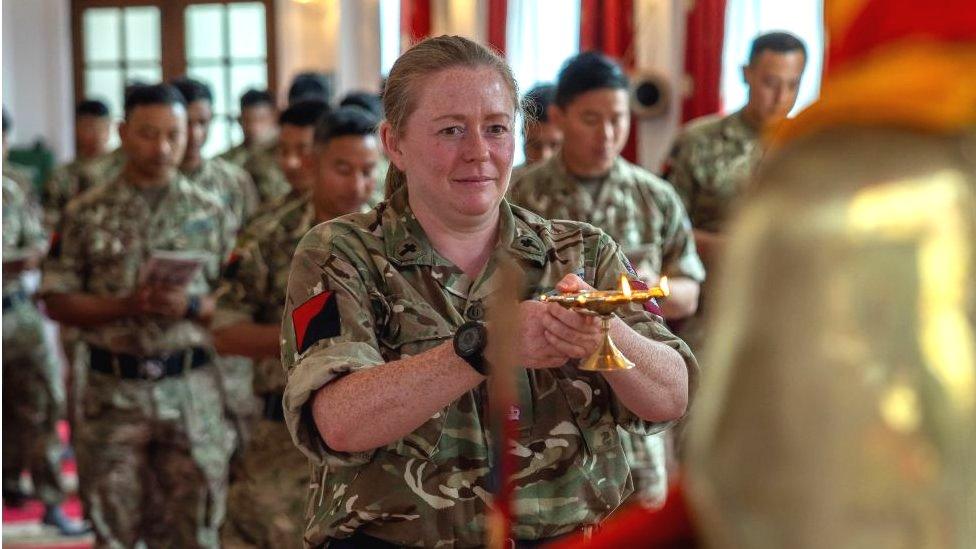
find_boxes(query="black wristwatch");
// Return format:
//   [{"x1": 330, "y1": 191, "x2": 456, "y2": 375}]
[{"x1": 453, "y1": 320, "x2": 488, "y2": 375}]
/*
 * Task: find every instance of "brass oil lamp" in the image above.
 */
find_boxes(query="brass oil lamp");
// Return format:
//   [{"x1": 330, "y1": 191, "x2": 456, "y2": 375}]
[{"x1": 539, "y1": 276, "x2": 670, "y2": 371}]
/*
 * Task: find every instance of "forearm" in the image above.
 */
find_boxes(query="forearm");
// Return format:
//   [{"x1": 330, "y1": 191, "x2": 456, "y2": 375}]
[
  {"x1": 601, "y1": 317, "x2": 689, "y2": 422},
  {"x1": 213, "y1": 321, "x2": 280, "y2": 360},
  {"x1": 311, "y1": 341, "x2": 484, "y2": 453},
  {"x1": 660, "y1": 276, "x2": 700, "y2": 320},
  {"x1": 44, "y1": 292, "x2": 134, "y2": 327}
]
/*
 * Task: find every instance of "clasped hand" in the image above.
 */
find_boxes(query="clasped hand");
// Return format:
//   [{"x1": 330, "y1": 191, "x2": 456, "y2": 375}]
[
  {"x1": 518, "y1": 274, "x2": 603, "y2": 369},
  {"x1": 128, "y1": 284, "x2": 189, "y2": 319}
]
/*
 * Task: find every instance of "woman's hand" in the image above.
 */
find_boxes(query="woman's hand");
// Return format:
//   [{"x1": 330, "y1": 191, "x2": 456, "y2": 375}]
[{"x1": 542, "y1": 274, "x2": 603, "y2": 359}]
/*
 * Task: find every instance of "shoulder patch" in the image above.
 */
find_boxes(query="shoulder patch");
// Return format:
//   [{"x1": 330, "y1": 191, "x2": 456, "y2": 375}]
[{"x1": 293, "y1": 290, "x2": 341, "y2": 353}]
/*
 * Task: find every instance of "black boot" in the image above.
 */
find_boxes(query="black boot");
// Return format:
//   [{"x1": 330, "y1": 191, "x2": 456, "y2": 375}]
[{"x1": 42, "y1": 505, "x2": 91, "y2": 536}]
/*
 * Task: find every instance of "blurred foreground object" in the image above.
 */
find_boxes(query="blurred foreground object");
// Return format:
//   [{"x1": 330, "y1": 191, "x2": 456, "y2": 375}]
[{"x1": 685, "y1": 0, "x2": 976, "y2": 547}]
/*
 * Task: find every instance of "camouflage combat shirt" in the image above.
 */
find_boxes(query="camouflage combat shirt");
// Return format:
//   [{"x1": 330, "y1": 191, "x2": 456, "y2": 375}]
[
  {"x1": 666, "y1": 109, "x2": 763, "y2": 232},
  {"x1": 182, "y1": 157, "x2": 260, "y2": 230},
  {"x1": 237, "y1": 141, "x2": 291, "y2": 205},
  {"x1": 3, "y1": 175, "x2": 47, "y2": 295},
  {"x1": 510, "y1": 154, "x2": 705, "y2": 282},
  {"x1": 280, "y1": 188, "x2": 698, "y2": 547},
  {"x1": 41, "y1": 173, "x2": 234, "y2": 356},
  {"x1": 214, "y1": 192, "x2": 315, "y2": 395}
]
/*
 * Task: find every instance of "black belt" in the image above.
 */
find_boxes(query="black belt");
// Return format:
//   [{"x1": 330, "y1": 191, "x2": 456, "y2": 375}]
[
  {"x1": 89, "y1": 345, "x2": 211, "y2": 381},
  {"x1": 2, "y1": 290, "x2": 28, "y2": 311},
  {"x1": 328, "y1": 531, "x2": 573, "y2": 548},
  {"x1": 262, "y1": 392, "x2": 285, "y2": 422}
]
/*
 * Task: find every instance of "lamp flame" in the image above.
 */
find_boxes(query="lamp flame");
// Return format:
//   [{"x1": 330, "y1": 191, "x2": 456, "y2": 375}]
[
  {"x1": 659, "y1": 276, "x2": 670, "y2": 296},
  {"x1": 621, "y1": 275, "x2": 632, "y2": 297}
]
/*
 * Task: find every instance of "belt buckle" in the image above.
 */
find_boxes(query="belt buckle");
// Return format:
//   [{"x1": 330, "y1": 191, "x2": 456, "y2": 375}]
[{"x1": 143, "y1": 358, "x2": 165, "y2": 380}]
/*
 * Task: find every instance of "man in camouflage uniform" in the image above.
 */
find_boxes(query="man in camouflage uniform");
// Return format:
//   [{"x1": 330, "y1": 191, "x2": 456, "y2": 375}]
[
  {"x1": 3, "y1": 106, "x2": 40, "y2": 200},
  {"x1": 42, "y1": 99, "x2": 112, "y2": 231},
  {"x1": 279, "y1": 185, "x2": 697, "y2": 547},
  {"x1": 171, "y1": 78, "x2": 260, "y2": 229},
  {"x1": 218, "y1": 89, "x2": 290, "y2": 205},
  {"x1": 666, "y1": 31, "x2": 807, "y2": 351},
  {"x1": 237, "y1": 98, "x2": 331, "y2": 245},
  {"x1": 215, "y1": 106, "x2": 380, "y2": 548},
  {"x1": 510, "y1": 52, "x2": 705, "y2": 505},
  {"x1": 41, "y1": 84, "x2": 237, "y2": 548},
  {"x1": 512, "y1": 83, "x2": 562, "y2": 182},
  {"x1": 2, "y1": 176, "x2": 88, "y2": 535}
]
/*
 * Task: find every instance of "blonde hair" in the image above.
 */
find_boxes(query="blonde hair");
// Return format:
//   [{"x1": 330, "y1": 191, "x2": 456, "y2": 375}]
[{"x1": 381, "y1": 35, "x2": 520, "y2": 199}]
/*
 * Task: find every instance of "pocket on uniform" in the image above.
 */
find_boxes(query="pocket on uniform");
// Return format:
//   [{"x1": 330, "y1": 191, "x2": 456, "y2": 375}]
[
  {"x1": 555, "y1": 374, "x2": 619, "y2": 454},
  {"x1": 391, "y1": 407, "x2": 448, "y2": 460},
  {"x1": 377, "y1": 298, "x2": 453, "y2": 358}
]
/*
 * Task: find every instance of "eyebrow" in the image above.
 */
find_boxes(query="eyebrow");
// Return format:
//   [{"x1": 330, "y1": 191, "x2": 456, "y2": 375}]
[{"x1": 431, "y1": 112, "x2": 512, "y2": 123}]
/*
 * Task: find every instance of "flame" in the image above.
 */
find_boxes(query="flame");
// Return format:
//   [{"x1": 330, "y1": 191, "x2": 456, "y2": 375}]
[
  {"x1": 621, "y1": 275, "x2": 632, "y2": 297},
  {"x1": 659, "y1": 276, "x2": 670, "y2": 296}
]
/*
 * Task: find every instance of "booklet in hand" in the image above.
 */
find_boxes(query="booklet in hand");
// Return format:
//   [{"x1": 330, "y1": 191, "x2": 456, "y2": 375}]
[{"x1": 139, "y1": 250, "x2": 209, "y2": 290}]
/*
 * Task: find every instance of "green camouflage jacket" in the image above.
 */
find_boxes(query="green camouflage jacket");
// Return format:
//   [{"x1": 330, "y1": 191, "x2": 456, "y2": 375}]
[
  {"x1": 666, "y1": 109, "x2": 763, "y2": 232},
  {"x1": 279, "y1": 188, "x2": 698, "y2": 547},
  {"x1": 3, "y1": 176, "x2": 48, "y2": 295},
  {"x1": 214, "y1": 193, "x2": 315, "y2": 395},
  {"x1": 41, "y1": 173, "x2": 234, "y2": 356},
  {"x1": 241, "y1": 141, "x2": 291, "y2": 205},
  {"x1": 182, "y1": 157, "x2": 259, "y2": 231},
  {"x1": 510, "y1": 154, "x2": 705, "y2": 282}
]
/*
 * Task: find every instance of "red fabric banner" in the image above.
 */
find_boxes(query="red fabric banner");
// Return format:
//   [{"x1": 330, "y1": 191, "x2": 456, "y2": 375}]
[
  {"x1": 487, "y1": 0, "x2": 508, "y2": 55},
  {"x1": 400, "y1": 0, "x2": 432, "y2": 46},
  {"x1": 681, "y1": 0, "x2": 727, "y2": 122}
]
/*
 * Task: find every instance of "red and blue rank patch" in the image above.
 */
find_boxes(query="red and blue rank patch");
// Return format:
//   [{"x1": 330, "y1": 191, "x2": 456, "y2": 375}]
[{"x1": 292, "y1": 291, "x2": 341, "y2": 353}]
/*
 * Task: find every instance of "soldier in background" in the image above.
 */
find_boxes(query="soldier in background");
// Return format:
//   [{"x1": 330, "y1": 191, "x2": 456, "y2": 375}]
[
  {"x1": 171, "y1": 78, "x2": 259, "y2": 229},
  {"x1": 218, "y1": 89, "x2": 278, "y2": 167},
  {"x1": 666, "y1": 31, "x2": 807, "y2": 351},
  {"x1": 215, "y1": 106, "x2": 379, "y2": 549},
  {"x1": 287, "y1": 71, "x2": 332, "y2": 105},
  {"x1": 42, "y1": 84, "x2": 236, "y2": 547},
  {"x1": 339, "y1": 91, "x2": 389, "y2": 204},
  {"x1": 511, "y1": 83, "x2": 562, "y2": 181},
  {"x1": 3, "y1": 106, "x2": 38, "y2": 200},
  {"x1": 3, "y1": 176, "x2": 88, "y2": 536},
  {"x1": 42, "y1": 99, "x2": 112, "y2": 230},
  {"x1": 510, "y1": 53, "x2": 704, "y2": 506}
]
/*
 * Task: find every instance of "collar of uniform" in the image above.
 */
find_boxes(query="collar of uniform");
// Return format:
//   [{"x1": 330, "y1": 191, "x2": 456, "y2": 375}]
[
  {"x1": 724, "y1": 109, "x2": 761, "y2": 142},
  {"x1": 548, "y1": 152, "x2": 634, "y2": 194},
  {"x1": 117, "y1": 170, "x2": 188, "y2": 196},
  {"x1": 381, "y1": 186, "x2": 548, "y2": 268}
]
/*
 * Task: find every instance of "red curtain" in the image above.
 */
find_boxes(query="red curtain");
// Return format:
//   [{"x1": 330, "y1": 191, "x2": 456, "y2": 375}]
[
  {"x1": 487, "y1": 0, "x2": 508, "y2": 55},
  {"x1": 400, "y1": 0, "x2": 432, "y2": 46},
  {"x1": 579, "y1": 0, "x2": 638, "y2": 162},
  {"x1": 681, "y1": 0, "x2": 727, "y2": 122}
]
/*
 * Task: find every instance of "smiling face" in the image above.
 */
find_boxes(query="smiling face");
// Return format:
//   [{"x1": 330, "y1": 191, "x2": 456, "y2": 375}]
[{"x1": 382, "y1": 66, "x2": 516, "y2": 227}]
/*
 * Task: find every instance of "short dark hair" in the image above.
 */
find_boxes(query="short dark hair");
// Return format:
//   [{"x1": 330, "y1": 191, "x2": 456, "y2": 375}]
[
  {"x1": 170, "y1": 77, "x2": 214, "y2": 105},
  {"x1": 314, "y1": 106, "x2": 378, "y2": 146},
  {"x1": 279, "y1": 99, "x2": 330, "y2": 128},
  {"x1": 748, "y1": 31, "x2": 807, "y2": 64},
  {"x1": 339, "y1": 91, "x2": 383, "y2": 120},
  {"x1": 288, "y1": 72, "x2": 332, "y2": 105},
  {"x1": 522, "y1": 83, "x2": 556, "y2": 124},
  {"x1": 239, "y1": 88, "x2": 274, "y2": 112},
  {"x1": 76, "y1": 99, "x2": 110, "y2": 118},
  {"x1": 123, "y1": 83, "x2": 186, "y2": 118},
  {"x1": 555, "y1": 52, "x2": 629, "y2": 108}
]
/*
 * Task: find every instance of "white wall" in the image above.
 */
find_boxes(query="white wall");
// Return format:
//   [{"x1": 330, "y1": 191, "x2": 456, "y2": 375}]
[
  {"x1": 634, "y1": 0, "x2": 686, "y2": 172},
  {"x1": 2, "y1": 0, "x2": 74, "y2": 162},
  {"x1": 274, "y1": 0, "x2": 340, "y2": 103}
]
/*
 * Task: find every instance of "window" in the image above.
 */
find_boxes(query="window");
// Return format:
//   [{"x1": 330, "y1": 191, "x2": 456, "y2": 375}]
[
  {"x1": 505, "y1": 0, "x2": 581, "y2": 165},
  {"x1": 721, "y1": 0, "x2": 824, "y2": 115},
  {"x1": 379, "y1": 0, "x2": 400, "y2": 77},
  {"x1": 71, "y1": 0, "x2": 276, "y2": 156}
]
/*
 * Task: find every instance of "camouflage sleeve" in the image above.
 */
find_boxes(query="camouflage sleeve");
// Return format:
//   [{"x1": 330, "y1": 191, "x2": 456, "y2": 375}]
[
  {"x1": 18, "y1": 187, "x2": 49, "y2": 256},
  {"x1": 40, "y1": 203, "x2": 85, "y2": 294},
  {"x1": 280, "y1": 228, "x2": 385, "y2": 463},
  {"x1": 666, "y1": 133, "x2": 701, "y2": 222},
  {"x1": 657, "y1": 186, "x2": 706, "y2": 283},
  {"x1": 236, "y1": 168, "x2": 260, "y2": 221},
  {"x1": 591, "y1": 233, "x2": 700, "y2": 435},
  {"x1": 41, "y1": 165, "x2": 70, "y2": 230},
  {"x1": 212, "y1": 239, "x2": 267, "y2": 330}
]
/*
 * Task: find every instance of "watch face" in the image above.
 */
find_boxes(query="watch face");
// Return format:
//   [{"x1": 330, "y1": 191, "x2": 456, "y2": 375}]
[{"x1": 456, "y1": 324, "x2": 484, "y2": 356}]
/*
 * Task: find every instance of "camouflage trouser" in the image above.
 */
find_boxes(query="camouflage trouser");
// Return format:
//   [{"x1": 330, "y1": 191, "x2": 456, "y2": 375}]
[
  {"x1": 222, "y1": 417, "x2": 309, "y2": 549},
  {"x1": 2, "y1": 299, "x2": 66, "y2": 505},
  {"x1": 77, "y1": 364, "x2": 235, "y2": 548},
  {"x1": 216, "y1": 356, "x2": 259, "y2": 466},
  {"x1": 618, "y1": 429, "x2": 668, "y2": 508}
]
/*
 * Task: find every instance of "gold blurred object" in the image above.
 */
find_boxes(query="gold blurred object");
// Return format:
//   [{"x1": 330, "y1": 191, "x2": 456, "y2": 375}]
[
  {"x1": 685, "y1": 127, "x2": 976, "y2": 549},
  {"x1": 540, "y1": 276, "x2": 669, "y2": 371}
]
